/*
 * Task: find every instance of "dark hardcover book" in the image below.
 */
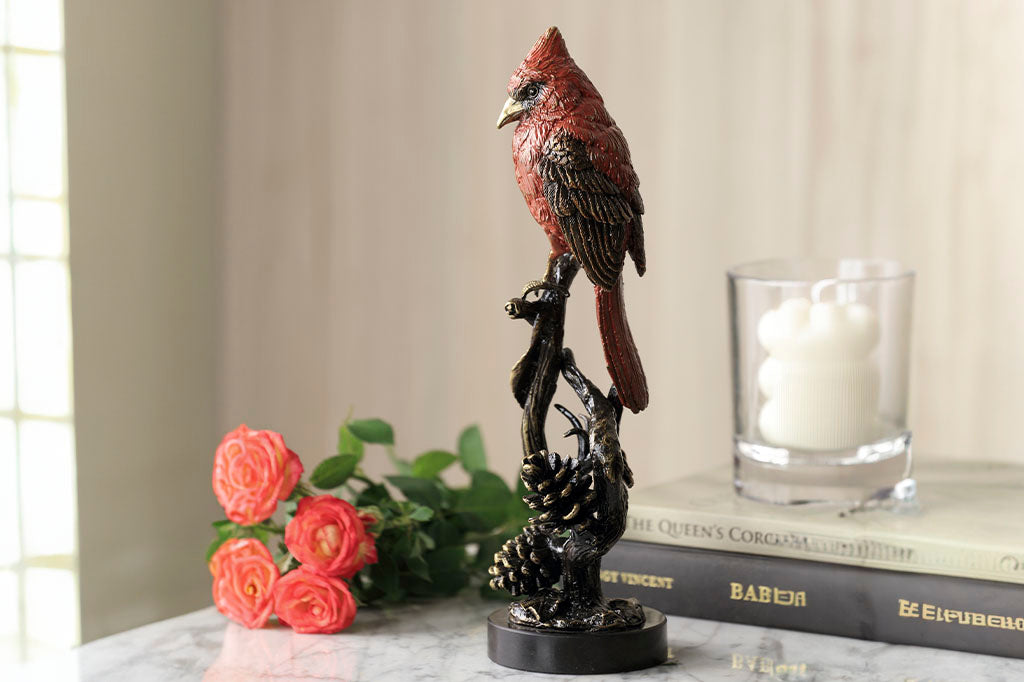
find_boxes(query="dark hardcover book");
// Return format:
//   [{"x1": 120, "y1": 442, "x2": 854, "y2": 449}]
[{"x1": 602, "y1": 539, "x2": 1024, "y2": 659}]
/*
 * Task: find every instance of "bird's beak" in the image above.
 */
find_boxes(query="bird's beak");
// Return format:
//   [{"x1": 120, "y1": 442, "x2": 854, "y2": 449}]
[{"x1": 496, "y1": 96, "x2": 525, "y2": 129}]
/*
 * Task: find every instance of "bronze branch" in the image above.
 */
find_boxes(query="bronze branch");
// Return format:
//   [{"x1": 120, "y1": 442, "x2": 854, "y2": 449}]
[{"x1": 490, "y1": 253, "x2": 644, "y2": 631}]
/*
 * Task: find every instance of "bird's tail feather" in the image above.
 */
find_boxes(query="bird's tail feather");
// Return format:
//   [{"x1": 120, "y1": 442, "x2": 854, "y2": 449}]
[{"x1": 596, "y1": 279, "x2": 648, "y2": 413}]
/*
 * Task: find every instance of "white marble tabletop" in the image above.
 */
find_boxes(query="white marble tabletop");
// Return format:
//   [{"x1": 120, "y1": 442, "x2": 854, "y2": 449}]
[{"x1": 5, "y1": 595, "x2": 1024, "y2": 681}]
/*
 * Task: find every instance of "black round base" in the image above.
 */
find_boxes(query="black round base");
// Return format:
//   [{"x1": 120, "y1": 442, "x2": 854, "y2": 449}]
[{"x1": 487, "y1": 607, "x2": 668, "y2": 675}]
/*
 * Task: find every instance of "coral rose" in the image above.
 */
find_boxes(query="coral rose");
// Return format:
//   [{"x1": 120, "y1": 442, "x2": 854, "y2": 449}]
[
  {"x1": 213, "y1": 424, "x2": 303, "y2": 525},
  {"x1": 284, "y1": 495, "x2": 378, "y2": 578},
  {"x1": 273, "y1": 566, "x2": 357, "y2": 634},
  {"x1": 209, "y1": 538, "x2": 279, "y2": 629}
]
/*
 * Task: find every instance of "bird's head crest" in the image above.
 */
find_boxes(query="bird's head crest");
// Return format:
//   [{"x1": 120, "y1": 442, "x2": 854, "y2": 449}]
[
  {"x1": 500, "y1": 27, "x2": 601, "y2": 128},
  {"x1": 523, "y1": 27, "x2": 570, "y2": 69}
]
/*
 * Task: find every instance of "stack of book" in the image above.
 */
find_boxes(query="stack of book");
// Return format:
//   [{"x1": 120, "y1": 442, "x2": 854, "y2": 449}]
[{"x1": 602, "y1": 461, "x2": 1024, "y2": 659}]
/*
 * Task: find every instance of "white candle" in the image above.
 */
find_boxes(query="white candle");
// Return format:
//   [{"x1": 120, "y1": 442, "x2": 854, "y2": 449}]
[{"x1": 756, "y1": 296, "x2": 881, "y2": 450}]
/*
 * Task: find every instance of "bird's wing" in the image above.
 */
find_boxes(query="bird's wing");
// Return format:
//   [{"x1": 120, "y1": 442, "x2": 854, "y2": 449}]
[{"x1": 539, "y1": 133, "x2": 638, "y2": 290}]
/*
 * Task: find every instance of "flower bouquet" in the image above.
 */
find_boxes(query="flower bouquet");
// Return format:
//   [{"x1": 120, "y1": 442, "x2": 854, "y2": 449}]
[{"x1": 206, "y1": 418, "x2": 530, "y2": 633}]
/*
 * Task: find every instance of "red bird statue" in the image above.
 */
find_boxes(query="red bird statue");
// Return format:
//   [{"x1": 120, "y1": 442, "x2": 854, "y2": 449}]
[{"x1": 497, "y1": 27, "x2": 648, "y2": 413}]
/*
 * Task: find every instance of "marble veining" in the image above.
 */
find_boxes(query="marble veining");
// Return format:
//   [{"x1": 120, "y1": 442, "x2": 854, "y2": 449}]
[{"x1": 4, "y1": 596, "x2": 1024, "y2": 681}]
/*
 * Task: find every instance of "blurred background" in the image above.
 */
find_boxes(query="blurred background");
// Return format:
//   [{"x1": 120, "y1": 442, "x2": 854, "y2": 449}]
[{"x1": 2, "y1": 0, "x2": 1023, "y2": 662}]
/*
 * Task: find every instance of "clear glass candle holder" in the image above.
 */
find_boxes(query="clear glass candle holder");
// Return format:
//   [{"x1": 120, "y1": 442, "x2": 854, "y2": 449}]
[{"x1": 728, "y1": 258, "x2": 915, "y2": 506}]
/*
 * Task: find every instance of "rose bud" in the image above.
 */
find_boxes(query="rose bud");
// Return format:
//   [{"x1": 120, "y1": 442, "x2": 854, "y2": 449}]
[
  {"x1": 273, "y1": 566, "x2": 357, "y2": 634},
  {"x1": 284, "y1": 495, "x2": 378, "y2": 578},
  {"x1": 209, "y1": 538, "x2": 279, "y2": 629},
  {"x1": 213, "y1": 424, "x2": 303, "y2": 525}
]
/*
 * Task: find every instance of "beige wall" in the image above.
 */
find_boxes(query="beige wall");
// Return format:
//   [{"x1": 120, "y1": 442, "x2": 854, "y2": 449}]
[
  {"x1": 220, "y1": 0, "x2": 1024, "y2": 489},
  {"x1": 67, "y1": 1, "x2": 221, "y2": 641}
]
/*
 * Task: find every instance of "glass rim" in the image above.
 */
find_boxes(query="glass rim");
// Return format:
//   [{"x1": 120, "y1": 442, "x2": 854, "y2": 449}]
[{"x1": 727, "y1": 257, "x2": 915, "y2": 285}]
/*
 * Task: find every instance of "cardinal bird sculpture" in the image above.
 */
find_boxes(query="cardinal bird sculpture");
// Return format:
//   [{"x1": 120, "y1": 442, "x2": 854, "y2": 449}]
[{"x1": 497, "y1": 27, "x2": 649, "y2": 413}]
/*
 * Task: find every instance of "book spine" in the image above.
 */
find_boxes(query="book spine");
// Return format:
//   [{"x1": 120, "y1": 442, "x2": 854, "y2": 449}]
[
  {"x1": 602, "y1": 540, "x2": 1024, "y2": 660},
  {"x1": 623, "y1": 504, "x2": 1024, "y2": 585}
]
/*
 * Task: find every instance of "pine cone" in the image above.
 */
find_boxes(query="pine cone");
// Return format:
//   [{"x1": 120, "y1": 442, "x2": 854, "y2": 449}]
[
  {"x1": 520, "y1": 449, "x2": 597, "y2": 529},
  {"x1": 488, "y1": 525, "x2": 560, "y2": 596}
]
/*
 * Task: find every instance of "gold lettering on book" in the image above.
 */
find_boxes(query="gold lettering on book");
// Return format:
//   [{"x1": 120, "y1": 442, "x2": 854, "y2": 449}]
[
  {"x1": 718, "y1": 526, "x2": 915, "y2": 564},
  {"x1": 730, "y1": 653, "x2": 808, "y2": 679},
  {"x1": 636, "y1": 514, "x2": 918, "y2": 565},
  {"x1": 729, "y1": 582, "x2": 806, "y2": 607},
  {"x1": 599, "y1": 569, "x2": 674, "y2": 590},
  {"x1": 898, "y1": 599, "x2": 1024, "y2": 633}
]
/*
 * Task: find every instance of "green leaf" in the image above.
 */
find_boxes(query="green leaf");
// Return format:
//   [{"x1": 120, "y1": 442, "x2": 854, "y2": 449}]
[
  {"x1": 455, "y1": 471, "x2": 513, "y2": 529},
  {"x1": 310, "y1": 454, "x2": 360, "y2": 489},
  {"x1": 430, "y1": 518, "x2": 461, "y2": 547},
  {"x1": 411, "y1": 450, "x2": 457, "y2": 479},
  {"x1": 407, "y1": 555, "x2": 432, "y2": 582},
  {"x1": 417, "y1": 530, "x2": 437, "y2": 551},
  {"x1": 356, "y1": 482, "x2": 393, "y2": 507},
  {"x1": 205, "y1": 536, "x2": 228, "y2": 562},
  {"x1": 391, "y1": 457, "x2": 414, "y2": 475},
  {"x1": 206, "y1": 520, "x2": 241, "y2": 561},
  {"x1": 506, "y1": 492, "x2": 532, "y2": 528},
  {"x1": 386, "y1": 475, "x2": 443, "y2": 509},
  {"x1": 472, "y1": 533, "x2": 505, "y2": 570},
  {"x1": 348, "y1": 418, "x2": 394, "y2": 445},
  {"x1": 392, "y1": 530, "x2": 416, "y2": 559},
  {"x1": 369, "y1": 555, "x2": 401, "y2": 600},
  {"x1": 424, "y1": 546, "x2": 468, "y2": 595},
  {"x1": 515, "y1": 477, "x2": 529, "y2": 500},
  {"x1": 458, "y1": 425, "x2": 486, "y2": 472},
  {"x1": 437, "y1": 484, "x2": 456, "y2": 510},
  {"x1": 337, "y1": 424, "x2": 365, "y2": 458},
  {"x1": 348, "y1": 572, "x2": 379, "y2": 606},
  {"x1": 212, "y1": 520, "x2": 237, "y2": 538},
  {"x1": 408, "y1": 505, "x2": 435, "y2": 522}
]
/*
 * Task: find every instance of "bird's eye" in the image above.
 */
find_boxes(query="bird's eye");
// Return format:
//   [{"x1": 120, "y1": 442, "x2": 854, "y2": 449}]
[{"x1": 524, "y1": 84, "x2": 540, "y2": 99}]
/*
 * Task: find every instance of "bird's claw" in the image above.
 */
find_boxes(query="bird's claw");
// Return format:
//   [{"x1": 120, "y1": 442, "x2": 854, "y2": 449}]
[{"x1": 521, "y1": 279, "x2": 570, "y2": 299}]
